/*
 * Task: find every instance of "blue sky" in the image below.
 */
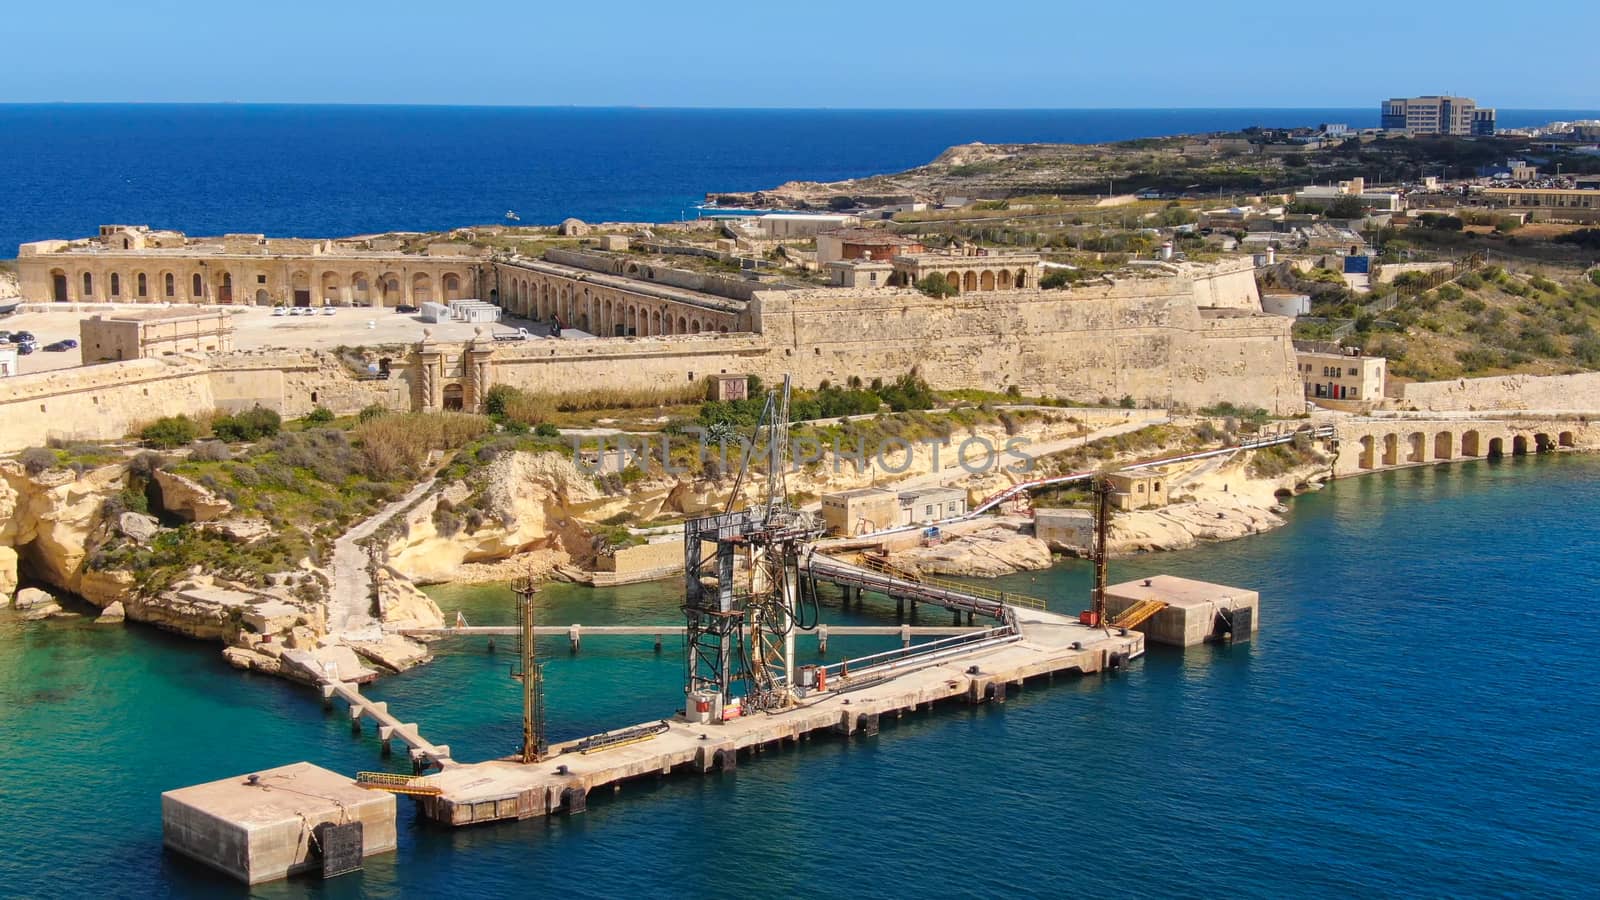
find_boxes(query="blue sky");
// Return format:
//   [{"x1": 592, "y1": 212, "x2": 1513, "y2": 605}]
[{"x1": 5, "y1": 0, "x2": 1595, "y2": 108}]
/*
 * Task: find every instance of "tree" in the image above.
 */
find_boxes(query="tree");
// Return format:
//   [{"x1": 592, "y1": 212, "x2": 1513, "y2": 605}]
[{"x1": 915, "y1": 275, "x2": 957, "y2": 298}]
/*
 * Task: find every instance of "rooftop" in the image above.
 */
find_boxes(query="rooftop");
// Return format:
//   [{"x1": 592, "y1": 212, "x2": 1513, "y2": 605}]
[{"x1": 95, "y1": 308, "x2": 234, "y2": 324}]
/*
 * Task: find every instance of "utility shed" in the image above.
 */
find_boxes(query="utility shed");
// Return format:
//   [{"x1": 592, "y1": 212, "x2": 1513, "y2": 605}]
[
  {"x1": 161, "y1": 761, "x2": 396, "y2": 885},
  {"x1": 1102, "y1": 574, "x2": 1259, "y2": 647}
]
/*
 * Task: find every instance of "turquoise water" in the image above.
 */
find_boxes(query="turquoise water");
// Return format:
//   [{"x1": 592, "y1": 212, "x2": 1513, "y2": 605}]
[{"x1": 3, "y1": 456, "x2": 1599, "y2": 897}]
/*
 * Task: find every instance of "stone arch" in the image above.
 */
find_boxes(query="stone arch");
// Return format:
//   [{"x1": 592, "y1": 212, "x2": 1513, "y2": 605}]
[
  {"x1": 1407, "y1": 431, "x2": 1425, "y2": 463},
  {"x1": 82, "y1": 271, "x2": 95, "y2": 299},
  {"x1": 719, "y1": 325, "x2": 728, "y2": 333},
  {"x1": 412, "y1": 273, "x2": 434, "y2": 305},
  {"x1": 1559, "y1": 431, "x2": 1575, "y2": 448},
  {"x1": 1434, "y1": 432, "x2": 1453, "y2": 460},
  {"x1": 1014, "y1": 270, "x2": 1028, "y2": 289},
  {"x1": 379, "y1": 273, "x2": 402, "y2": 308},
  {"x1": 135, "y1": 271, "x2": 148, "y2": 300},
  {"x1": 443, "y1": 272, "x2": 463, "y2": 303},
  {"x1": 995, "y1": 269, "x2": 1011, "y2": 290},
  {"x1": 1358, "y1": 435, "x2": 1376, "y2": 469},
  {"x1": 653, "y1": 309, "x2": 663, "y2": 335},
  {"x1": 442, "y1": 383, "x2": 465, "y2": 411},
  {"x1": 217, "y1": 272, "x2": 234, "y2": 305},
  {"x1": 963, "y1": 271, "x2": 978, "y2": 292},
  {"x1": 191, "y1": 272, "x2": 205, "y2": 301},
  {"x1": 678, "y1": 315, "x2": 688, "y2": 334},
  {"x1": 944, "y1": 272, "x2": 961, "y2": 294},
  {"x1": 604, "y1": 298, "x2": 614, "y2": 335},
  {"x1": 578, "y1": 310, "x2": 590, "y2": 332},
  {"x1": 255, "y1": 288, "x2": 270, "y2": 304},
  {"x1": 320, "y1": 271, "x2": 342, "y2": 306},
  {"x1": 691, "y1": 319, "x2": 702, "y2": 334},
  {"x1": 1512, "y1": 435, "x2": 1529, "y2": 456},
  {"x1": 1382, "y1": 433, "x2": 1399, "y2": 466},
  {"x1": 109, "y1": 272, "x2": 121, "y2": 298},
  {"x1": 1488, "y1": 437, "x2": 1505, "y2": 459},
  {"x1": 350, "y1": 272, "x2": 371, "y2": 306},
  {"x1": 49, "y1": 268, "x2": 68, "y2": 302},
  {"x1": 1535, "y1": 432, "x2": 1554, "y2": 453},
  {"x1": 980, "y1": 270, "x2": 995, "y2": 291},
  {"x1": 290, "y1": 271, "x2": 311, "y2": 306},
  {"x1": 1462, "y1": 430, "x2": 1481, "y2": 457},
  {"x1": 163, "y1": 271, "x2": 177, "y2": 299}
]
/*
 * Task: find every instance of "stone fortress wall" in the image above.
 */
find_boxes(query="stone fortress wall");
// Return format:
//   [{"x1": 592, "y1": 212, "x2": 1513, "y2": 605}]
[
  {"x1": 1395, "y1": 371, "x2": 1600, "y2": 412},
  {"x1": 3, "y1": 226, "x2": 1306, "y2": 452}
]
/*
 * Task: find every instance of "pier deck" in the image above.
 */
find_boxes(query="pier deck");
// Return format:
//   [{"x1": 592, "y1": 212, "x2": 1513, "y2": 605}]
[{"x1": 416, "y1": 607, "x2": 1142, "y2": 826}]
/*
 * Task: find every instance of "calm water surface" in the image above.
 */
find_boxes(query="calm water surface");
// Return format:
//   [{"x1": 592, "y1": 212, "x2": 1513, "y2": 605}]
[
  {"x1": 4, "y1": 104, "x2": 1599, "y2": 256},
  {"x1": 2, "y1": 456, "x2": 1598, "y2": 897}
]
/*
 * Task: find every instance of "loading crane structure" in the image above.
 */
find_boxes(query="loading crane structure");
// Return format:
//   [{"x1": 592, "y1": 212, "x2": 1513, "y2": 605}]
[{"x1": 683, "y1": 376, "x2": 825, "y2": 718}]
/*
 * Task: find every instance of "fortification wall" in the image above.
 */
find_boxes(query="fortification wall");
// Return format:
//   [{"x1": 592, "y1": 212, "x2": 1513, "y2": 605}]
[
  {"x1": 542, "y1": 248, "x2": 764, "y2": 302},
  {"x1": 0, "y1": 268, "x2": 1301, "y2": 452},
  {"x1": 754, "y1": 281, "x2": 1299, "y2": 412},
  {"x1": 1188, "y1": 258, "x2": 1262, "y2": 311},
  {"x1": 0, "y1": 359, "x2": 217, "y2": 453},
  {"x1": 1397, "y1": 372, "x2": 1600, "y2": 412}
]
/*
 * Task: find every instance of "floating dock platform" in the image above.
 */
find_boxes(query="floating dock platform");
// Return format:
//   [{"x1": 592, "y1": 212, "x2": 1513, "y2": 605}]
[{"x1": 415, "y1": 606, "x2": 1142, "y2": 826}]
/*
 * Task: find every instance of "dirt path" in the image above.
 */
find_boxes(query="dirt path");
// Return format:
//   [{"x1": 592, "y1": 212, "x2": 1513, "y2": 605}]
[{"x1": 328, "y1": 477, "x2": 436, "y2": 637}]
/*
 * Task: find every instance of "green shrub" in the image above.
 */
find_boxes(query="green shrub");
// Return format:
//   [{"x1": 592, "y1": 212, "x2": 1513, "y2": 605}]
[
  {"x1": 190, "y1": 441, "x2": 232, "y2": 462},
  {"x1": 358, "y1": 403, "x2": 388, "y2": 423},
  {"x1": 18, "y1": 447, "x2": 56, "y2": 476},
  {"x1": 213, "y1": 406, "x2": 282, "y2": 442},
  {"x1": 140, "y1": 415, "x2": 198, "y2": 449},
  {"x1": 304, "y1": 406, "x2": 335, "y2": 425},
  {"x1": 914, "y1": 275, "x2": 957, "y2": 298},
  {"x1": 534, "y1": 422, "x2": 561, "y2": 438}
]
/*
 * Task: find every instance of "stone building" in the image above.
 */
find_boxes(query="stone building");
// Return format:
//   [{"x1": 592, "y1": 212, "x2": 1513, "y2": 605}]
[
  {"x1": 17, "y1": 226, "x2": 485, "y2": 308},
  {"x1": 898, "y1": 486, "x2": 967, "y2": 526},
  {"x1": 1295, "y1": 341, "x2": 1386, "y2": 404},
  {"x1": 888, "y1": 249, "x2": 1044, "y2": 292},
  {"x1": 0, "y1": 342, "x2": 16, "y2": 378},
  {"x1": 815, "y1": 228, "x2": 925, "y2": 265},
  {"x1": 1106, "y1": 469, "x2": 1167, "y2": 511},
  {"x1": 80, "y1": 309, "x2": 235, "y2": 363},
  {"x1": 820, "y1": 488, "x2": 901, "y2": 536}
]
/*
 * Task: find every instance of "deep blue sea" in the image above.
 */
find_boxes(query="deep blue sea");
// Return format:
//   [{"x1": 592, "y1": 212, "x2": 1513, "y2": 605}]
[
  {"x1": 3, "y1": 456, "x2": 1599, "y2": 897},
  {"x1": 3, "y1": 104, "x2": 1598, "y2": 257}
]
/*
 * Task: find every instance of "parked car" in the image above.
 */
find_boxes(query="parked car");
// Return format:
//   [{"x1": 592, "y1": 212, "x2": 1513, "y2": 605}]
[
  {"x1": 13, "y1": 330, "x2": 36, "y2": 344},
  {"x1": 272, "y1": 306, "x2": 288, "y2": 317},
  {"x1": 395, "y1": 305, "x2": 419, "y2": 314},
  {"x1": 43, "y1": 339, "x2": 77, "y2": 352},
  {"x1": 0, "y1": 330, "x2": 11, "y2": 343},
  {"x1": 320, "y1": 306, "x2": 336, "y2": 316},
  {"x1": 15, "y1": 341, "x2": 34, "y2": 355}
]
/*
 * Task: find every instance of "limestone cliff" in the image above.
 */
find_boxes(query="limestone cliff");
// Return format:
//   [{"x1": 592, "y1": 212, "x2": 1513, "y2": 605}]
[
  {"x1": 385, "y1": 451, "x2": 600, "y2": 583},
  {"x1": 0, "y1": 460, "x2": 122, "y2": 604}
]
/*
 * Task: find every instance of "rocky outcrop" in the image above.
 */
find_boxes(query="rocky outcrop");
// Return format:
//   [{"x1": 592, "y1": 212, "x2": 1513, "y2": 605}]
[
  {"x1": 13, "y1": 586, "x2": 54, "y2": 609},
  {"x1": 117, "y1": 512, "x2": 160, "y2": 543},
  {"x1": 0, "y1": 459, "x2": 122, "y2": 598},
  {"x1": 152, "y1": 469, "x2": 233, "y2": 522},
  {"x1": 0, "y1": 545, "x2": 17, "y2": 602},
  {"x1": 94, "y1": 600, "x2": 126, "y2": 624},
  {"x1": 375, "y1": 566, "x2": 445, "y2": 629},
  {"x1": 385, "y1": 451, "x2": 599, "y2": 583},
  {"x1": 888, "y1": 524, "x2": 1053, "y2": 577}
]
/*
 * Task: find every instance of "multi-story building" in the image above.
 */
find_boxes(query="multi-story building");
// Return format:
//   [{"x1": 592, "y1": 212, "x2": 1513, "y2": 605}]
[
  {"x1": 1472, "y1": 108, "x2": 1498, "y2": 136},
  {"x1": 1380, "y1": 96, "x2": 1483, "y2": 136},
  {"x1": 1294, "y1": 342, "x2": 1387, "y2": 403}
]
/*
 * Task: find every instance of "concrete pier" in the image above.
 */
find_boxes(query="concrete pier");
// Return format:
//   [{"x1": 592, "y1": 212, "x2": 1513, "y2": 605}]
[
  {"x1": 414, "y1": 606, "x2": 1142, "y2": 827},
  {"x1": 1103, "y1": 575, "x2": 1259, "y2": 647},
  {"x1": 161, "y1": 762, "x2": 396, "y2": 884}
]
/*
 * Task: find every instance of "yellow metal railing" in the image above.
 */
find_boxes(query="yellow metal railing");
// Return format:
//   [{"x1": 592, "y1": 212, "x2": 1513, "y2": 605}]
[
  {"x1": 1110, "y1": 599, "x2": 1167, "y2": 629},
  {"x1": 355, "y1": 772, "x2": 443, "y2": 797}
]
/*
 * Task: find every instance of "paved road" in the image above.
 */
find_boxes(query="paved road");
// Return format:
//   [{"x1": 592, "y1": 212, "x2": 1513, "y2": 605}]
[{"x1": 328, "y1": 477, "x2": 436, "y2": 637}]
